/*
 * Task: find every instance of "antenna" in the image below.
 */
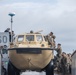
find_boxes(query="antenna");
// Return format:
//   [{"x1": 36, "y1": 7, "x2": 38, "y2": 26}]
[{"x1": 8, "y1": 12, "x2": 15, "y2": 42}]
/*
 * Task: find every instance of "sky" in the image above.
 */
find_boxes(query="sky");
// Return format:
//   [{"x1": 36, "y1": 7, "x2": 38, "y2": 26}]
[{"x1": 0, "y1": 0, "x2": 76, "y2": 54}]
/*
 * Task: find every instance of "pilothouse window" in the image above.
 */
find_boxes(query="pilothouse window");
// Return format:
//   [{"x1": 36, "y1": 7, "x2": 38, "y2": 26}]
[
  {"x1": 18, "y1": 35, "x2": 24, "y2": 42},
  {"x1": 26, "y1": 35, "x2": 34, "y2": 41},
  {"x1": 36, "y1": 35, "x2": 43, "y2": 41}
]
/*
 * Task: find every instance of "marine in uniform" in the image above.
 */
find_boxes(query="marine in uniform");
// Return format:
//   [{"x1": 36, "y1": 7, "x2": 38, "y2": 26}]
[
  {"x1": 61, "y1": 53, "x2": 67, "y2": 75},
  {"x1": 54, "y1": 43, "x2": 62, "y2": 72},
  {"x1": 55, "y1": 43, "x2": 62, "y2": 61},
  {"x1": 45, "y1": 32, "x2": 56, "y2": 48},
  {"x1": 67, "y1": 53, "x2": 72, "y2": 74},
  {"x1": 47, "y1": 32, "x2": 53, "y2": 46},
  {"x1": 52, "y1": 35, "x2": 56, "y2": 48}
]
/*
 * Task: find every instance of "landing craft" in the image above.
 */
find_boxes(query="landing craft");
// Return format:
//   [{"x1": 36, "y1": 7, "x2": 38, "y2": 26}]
[{"x1": 8, "y1": 31, "x2": 54, "y2": 75}]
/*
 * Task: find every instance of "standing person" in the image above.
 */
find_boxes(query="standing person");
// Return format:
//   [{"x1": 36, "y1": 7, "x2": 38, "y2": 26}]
[
  {"x1": 55, "y1": 43, "x2": 62, "y2": 60},
  {"x1": 55, "y1": 44, "x2": 62, "y2": 72},
  {"x1": 52, "y1": 35, "x2": 56, "y2": 48},
  {"x1": 9, "y1": 32, "x2": 11, "y2": 42},
  {"x1": 67, "y1": 54, "x2": 70, "y2": 73},
  {"x1": 12, "y1": 31, "x2": 15, "y2": 42},
  {"x1": 68, "y1": 53, "x2": 72, "y2": 74},
  {"x1": 48, "y1": 32, "x2": 53, "y2": 44},
  {"x1": 61, "y1": 53, "x2": 67, "y2": 75},
  {"x1": 9, "y1": 30, "x2": 15, "y2": 42},
  {"x1": 46, "y1": 32, "x2": 55, "y2": 48}
]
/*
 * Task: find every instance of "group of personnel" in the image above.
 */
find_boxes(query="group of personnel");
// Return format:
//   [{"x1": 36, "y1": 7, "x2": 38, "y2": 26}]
[
  {"x1": 45, "y1": 32, "x2": 72, "y2": 75},
  {"x1": 4, "y1": 28, "x2": 15, "y2": 42},
  {"x1": 61, "y1": 52, "x2": 72, "y2": 75}
]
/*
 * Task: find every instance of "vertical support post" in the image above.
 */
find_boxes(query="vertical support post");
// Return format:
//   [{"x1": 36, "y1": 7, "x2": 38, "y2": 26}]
[
  {"x1": 8, "y1": 12, "x2": 15, "y2": 42},
  {"x1": 11, "y1": 16, "x2": 13, "y2": 42}
]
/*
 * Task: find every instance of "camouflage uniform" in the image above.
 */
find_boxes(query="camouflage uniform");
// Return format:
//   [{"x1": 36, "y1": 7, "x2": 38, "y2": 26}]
[
  {"x1": 55, "y1": 44, "x2": 62, "y2": 62},
  {"x1": 54, "y1": 44, "x2": 62, "y2": 72},
  {"x1": 45, "y1": 32, "x2": 54, "y2": 47},
  {"x1": 61, "y1": 54, "x2": 67, "y2": 75},
  {"x1": 48, "y1": 35, "x2": 53, "y2": 46},
  {"x1": 67, "y1": 54, "x2": 72, "y2": 74},
  {"x1": 52, "y1": 35, "x2": 56, "y2": 48}
]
